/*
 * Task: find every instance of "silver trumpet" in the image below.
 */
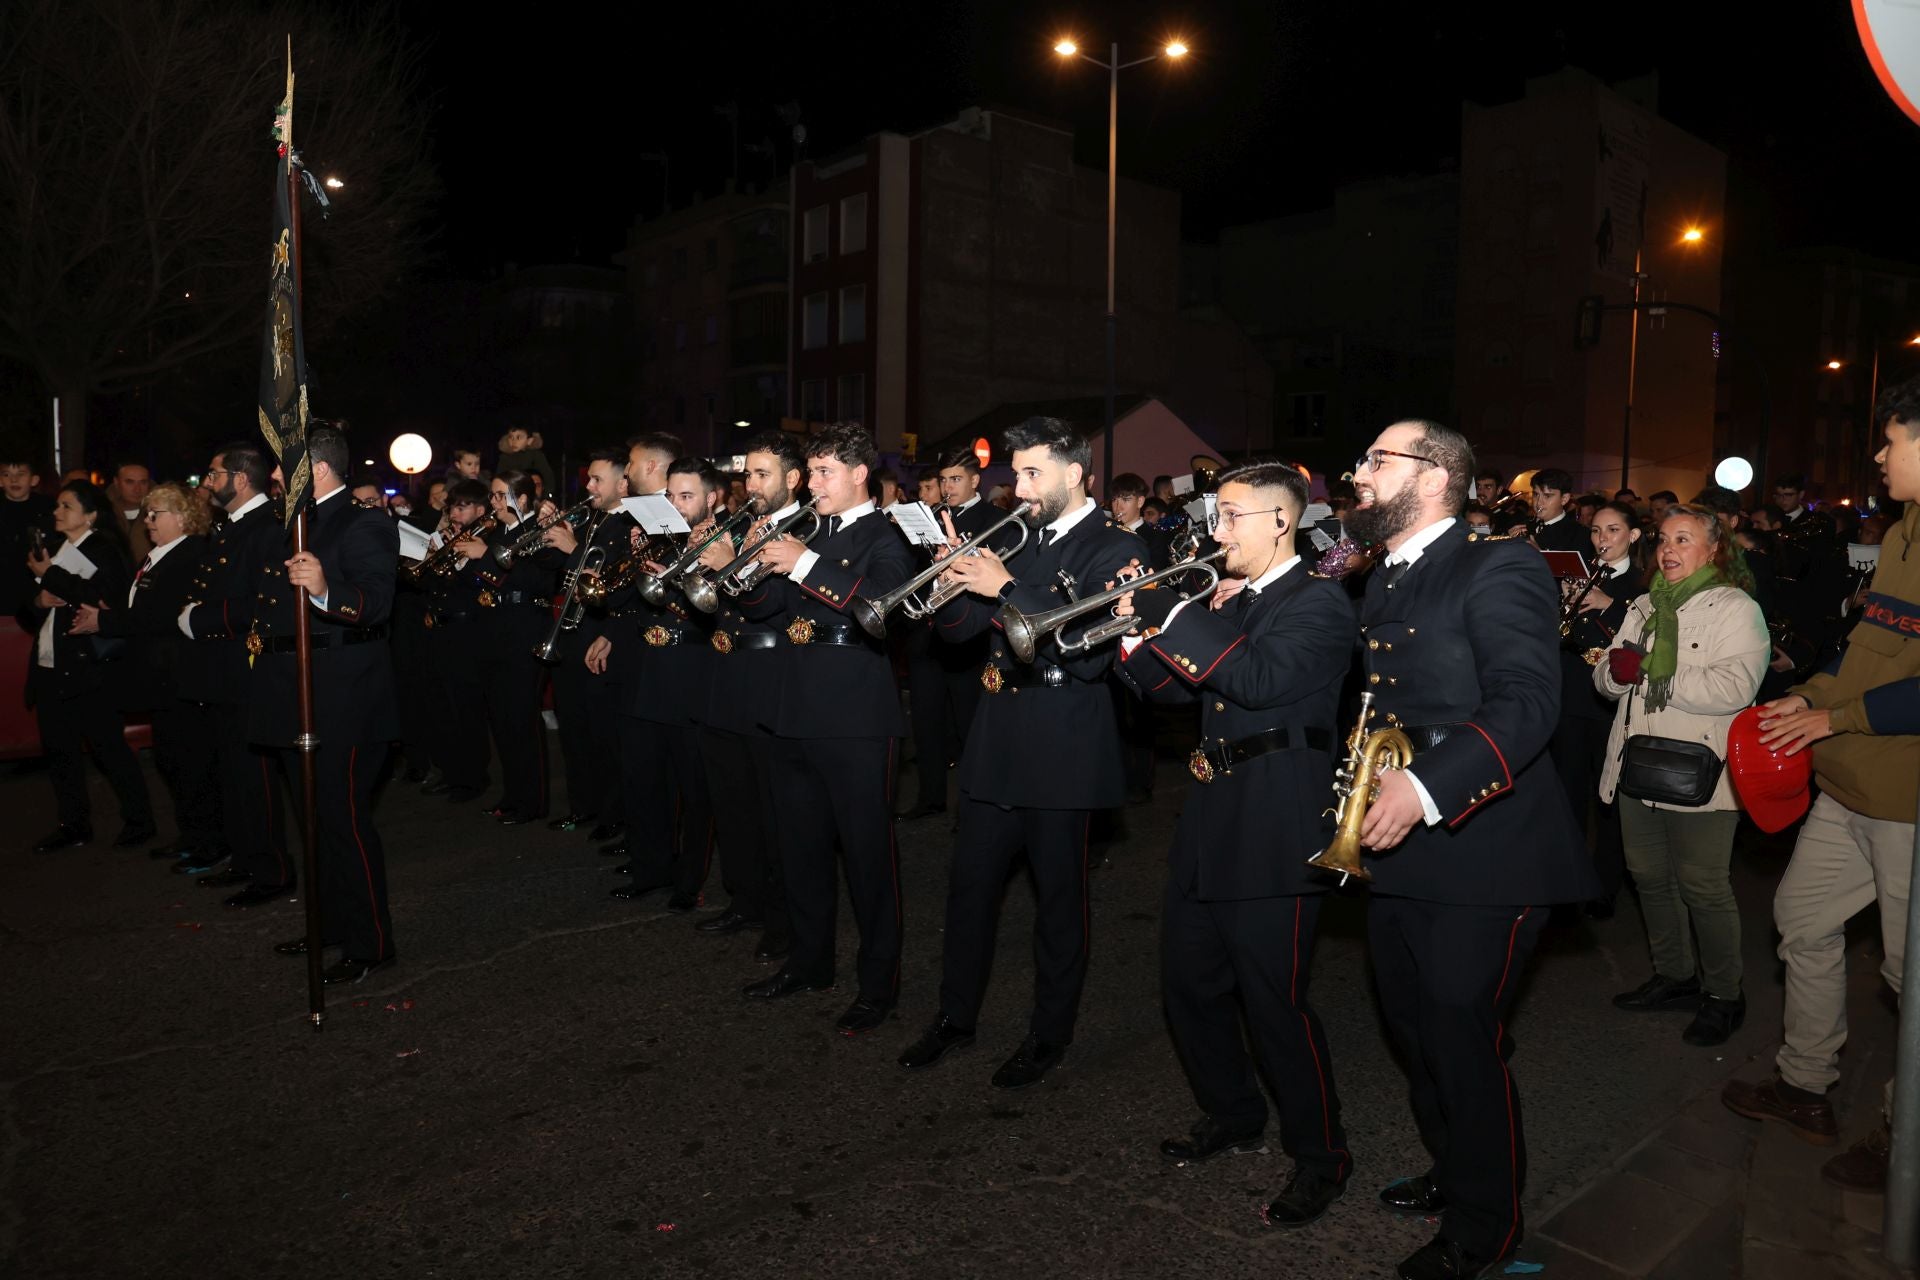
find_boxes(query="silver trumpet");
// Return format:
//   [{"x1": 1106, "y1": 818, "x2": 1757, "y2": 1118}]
[
  {"x1": 493, "y1": 498, "x2": 592, "y2": 568},
  {"x1": 635, "y1": 506, "x2": 757, "y2": 609},
  {"x1": 996, "y1": 548, "x2": 1229, "y2": 663},
  {"x1": 850, "y1": 509, "x2": 1030, "y2": 638},
  {"x1": 688, "y1": 501, "x2": 821, "y2": 613},
  {"x1": 533, "y1": 544, "x2": 606, "y2": 663}
]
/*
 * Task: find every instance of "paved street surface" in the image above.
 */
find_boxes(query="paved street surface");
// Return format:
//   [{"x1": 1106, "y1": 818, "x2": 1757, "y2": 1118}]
[{"x1": 0, "y1": 746, "x2": 1895, "y2": 1278}]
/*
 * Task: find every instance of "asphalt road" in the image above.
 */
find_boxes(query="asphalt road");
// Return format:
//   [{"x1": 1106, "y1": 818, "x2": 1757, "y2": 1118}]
[{"x1": 0, "y1": 746, "x2": 1796, "y2": 1279}]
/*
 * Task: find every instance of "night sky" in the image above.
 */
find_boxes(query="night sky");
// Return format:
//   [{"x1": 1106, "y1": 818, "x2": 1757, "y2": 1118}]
[{"x1": 389, "y1": 1, "x2": 1920, "y2": 275}]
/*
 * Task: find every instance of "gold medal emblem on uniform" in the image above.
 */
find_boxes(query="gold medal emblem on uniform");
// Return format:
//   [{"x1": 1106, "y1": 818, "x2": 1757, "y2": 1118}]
[
  {"x1": 711, "y1": 630, "x2": 734, "y2": 654},
  {"x1": 644, "y1": 625, "x2": 671, "y2": 647},
  {"x1": 423, "y1": 614, "x2": 436, "y2": 630},
  {"x1": 1188, "y1": 748, "x2": 1216, "y2": 784},
  {"x1": 786, "y1": 618, "x2": 816, "y2": 645},
  {"x1": 980, "y1": 665, "x2": 1005, "y2": 694},
  {"x1": 245, "y1": 627, "x2": 265, "y2": 657},
  {"x1": 476, "y1": 589, "x2": 496, "y2": 608}
]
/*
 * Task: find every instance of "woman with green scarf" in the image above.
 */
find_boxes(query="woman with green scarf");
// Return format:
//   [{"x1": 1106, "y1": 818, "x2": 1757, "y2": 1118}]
[{"x1": 1595, "y1": 505, "x2": 1770, "y2": 1047}]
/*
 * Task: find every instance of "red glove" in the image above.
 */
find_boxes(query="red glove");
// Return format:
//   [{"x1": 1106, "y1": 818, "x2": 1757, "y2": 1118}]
[{"x1": 1608, "y1": 646, "x2": 1644, "y2": 686}]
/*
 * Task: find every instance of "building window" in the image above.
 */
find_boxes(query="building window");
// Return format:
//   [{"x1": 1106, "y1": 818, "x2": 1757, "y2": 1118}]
[
  {"x1": 838, "y1": 284, "x2": 866, "y2": 343},
  {"x1": 703, "y1": 237, "x2": 718, "y2": 271},
  {"x1": 840, "y1": 193, "x2": 868, "y2": 254},
  {"x1": 836, "y1": 373, "x2": 866, "y2": 425},
  {"x1": 704, "y1": 314, "x2": 719, "y2": 345},
  {"x1": 802, "y1": 292, "x2": 829, "y2": 350},
  {"x1": 803, "y1": 205, "x2": 829, "y2": 263},
  {"x1": 1287, "y1": 392, "x2": 1327, "y2": 440},
  {"x1": 801, "y1": 378, "x2": 827, "y2": 422}
]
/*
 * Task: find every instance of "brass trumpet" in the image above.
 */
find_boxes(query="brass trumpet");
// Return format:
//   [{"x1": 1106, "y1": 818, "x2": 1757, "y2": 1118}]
[
  {"x1": 577, "y1": 530, "x2": 686, "y2": 608},
  {"x1": 849, "y1": 510, "x2": 1030, "y2": 638},
  {"x1": 492, "y1": 498, "x2": 593, "y2": 568},
  {"x1": 1306, "y1": 691, "x2": 1413, "y2": 885},
  {"x1": 638, "y1": 506, "x2": 759, "y2": 610},
  {"x1": 688, "y1": 501, "x2": 821, "y2": 613},
  {"x1": 996, "y1": 548, "x2": 1228, "y2": 663},
  {"x1": 401, "y1": 514, "x2": 497, "y2": 584}
]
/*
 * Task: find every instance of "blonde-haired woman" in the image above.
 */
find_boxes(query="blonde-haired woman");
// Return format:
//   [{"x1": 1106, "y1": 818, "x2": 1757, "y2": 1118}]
[{"x1": 1596, "y1": 505, "x2": 1768, "y2": 1047}]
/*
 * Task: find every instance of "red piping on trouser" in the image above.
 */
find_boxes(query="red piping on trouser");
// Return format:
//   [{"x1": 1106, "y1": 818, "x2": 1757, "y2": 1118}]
[
  {"x1": 349, "y1": 745, "x2": 387, "y2": 959},
  {"x1": 1491, "y1": 908, "x2": 1529, "y2": 1259},
  {"x1": 1293, "y1": 897, "x2": 1350, "y2": 1182}
]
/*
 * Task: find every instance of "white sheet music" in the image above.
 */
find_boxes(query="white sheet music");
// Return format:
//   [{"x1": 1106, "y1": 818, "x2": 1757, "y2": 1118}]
[
  {"x1": 621, "y1": 495, "x2": 691, "y2": 535},
  {"x1": 397, "y1": 521, "x2": 432, "y2": 562},
  {"x1": 51, "y1": 540, "x2": 97, "y2": 580},
  {"x1": 888, "y1": 502, "x2": 948, "y2": 547}
]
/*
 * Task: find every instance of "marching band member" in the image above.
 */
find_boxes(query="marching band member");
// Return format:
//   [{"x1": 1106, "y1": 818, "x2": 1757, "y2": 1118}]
[
  {"x1": 733, "y1": 422, "x2": 915, "y2": 1035},
  {"x1": 1527, "y1": 468, "x2": 1587, "y2": 554},
  {"x1": 1110, "y1": 461, "x2": 1359, "y2": 1227},
  {"x1": 542, "y1": 448, "x2": 630, "y2": 834},
  {"x1": 895, "y1": 416, "x2": 1143, "y2": 1088},
  {"x1": 420, "y1": 482, "x2": 495, "y2": 805},
  {"x1": 1343, "y1": 420, "x2": 1597, "y2": 1280},
  {"x1": 692, "y1": 434, "x2": 807, "y2": 955}
]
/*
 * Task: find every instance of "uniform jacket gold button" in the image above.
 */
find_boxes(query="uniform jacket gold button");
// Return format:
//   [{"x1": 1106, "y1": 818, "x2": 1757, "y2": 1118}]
[
  {"x1": 1368, "y1": 672, "x2": 1380, "y2": 685},
  {"x1": 1368, "y1": 639, "x2": 1379, "y2": 650},
  {"x1": 1214, "y1": 701, "x2": 1225, "y2": 711}
]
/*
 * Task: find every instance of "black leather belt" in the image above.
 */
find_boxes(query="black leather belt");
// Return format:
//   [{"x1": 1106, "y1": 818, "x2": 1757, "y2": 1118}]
[
  {"x1": 641, "y1": 624, "x2": 690, "y2": 647},
  {"x1": 1404, "y1": 724, "x2": 1458, "y2": 753},
  {"x1": 427, "y1": 611, "x2": 476, "y2": 628},
  {"x1": 783, "y1": 619, "x2": 871, "y2": 648},
  {"x1": 478, "y1": 589, "x2": 549, "y2": 608},
  {"x1": 257, "y1": 626, "x2": 389, "y2": 654},
  {"x1": 1189, "y1": 726, "x2": 1335, "y2": 782},
  {"x1": 981, "y1": 663, "x2": 1069, "y2": 693},
  {"x1": 712, "y1": 629, "x2": 778, "y2": 654}
]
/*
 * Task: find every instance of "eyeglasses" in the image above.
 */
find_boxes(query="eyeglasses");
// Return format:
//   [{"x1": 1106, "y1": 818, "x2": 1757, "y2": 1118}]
[
  {"x1": 1206, "y1": 506, "x2": 1286, "y2": 534},
  {"x1": 200, "y1": 468, "x2": 232, "y2": 483},
  {"x1": 1353, "y1": 448, "x2": 1434, "y2": 475}
]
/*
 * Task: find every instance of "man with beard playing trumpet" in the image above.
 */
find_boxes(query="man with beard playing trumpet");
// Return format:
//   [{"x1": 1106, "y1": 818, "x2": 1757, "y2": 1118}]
[
  {"x1": 1342, "y1": 419, "x2": 1597, "y2": 1280},
  {"x1": 1108, "y1": 460, "x2": 1359, "y2": 1228}
]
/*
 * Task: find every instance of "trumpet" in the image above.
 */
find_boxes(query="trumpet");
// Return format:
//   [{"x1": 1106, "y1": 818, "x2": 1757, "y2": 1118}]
[
  {"x1": 1558, "y1": 560, "x2": 1611, "y2": 639},
  {"x1": 492, "y1": 499, "x2": 592, "y2": 568},
  {"x1": 688, "y1": 501, "x2": 821, "y2": 613},
  {"x1": 576, "y1": 530, "x2": 685, "y2": 608},
  {"x1": 401, "y1": 514, "x2": 496, "y2": 584},
  {"x1": 534, "y1": 545, "x2": 606, "y2": 663},
  {"x1": 637, "y1": 507, "x2": 758, "y2": 610},
  {"x1": 849, "y1": 510, "x2": 1030, "y2": 638},
  {"x1": 1305, "y1": 691, "x2": 1414, "y2": 885},
  {"x1": 996, "y1": 547, "x2": 1229, "y2": 663}
]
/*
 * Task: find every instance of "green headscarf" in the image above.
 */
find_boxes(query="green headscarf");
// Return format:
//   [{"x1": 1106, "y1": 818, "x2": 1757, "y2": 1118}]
[{"x1": 1642, "y1": 563, "x2": 1725, "y2": 712}]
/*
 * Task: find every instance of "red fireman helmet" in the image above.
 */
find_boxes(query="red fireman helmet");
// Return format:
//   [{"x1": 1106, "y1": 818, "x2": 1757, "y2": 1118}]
[{"x1": 1726, "y1": 706, "x2": 1813, "y2": 833}]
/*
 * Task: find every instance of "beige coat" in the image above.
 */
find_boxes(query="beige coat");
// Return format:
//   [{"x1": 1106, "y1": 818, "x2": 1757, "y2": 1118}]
[{"x1": 1594, "y1": 584, "x2": 1769, "y2": 811}]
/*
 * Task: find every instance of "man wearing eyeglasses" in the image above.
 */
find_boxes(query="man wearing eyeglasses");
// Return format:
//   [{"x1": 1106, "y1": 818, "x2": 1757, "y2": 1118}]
[{"x1": 1343, "y1": 421, "x2": 1597, "y2": 1280}]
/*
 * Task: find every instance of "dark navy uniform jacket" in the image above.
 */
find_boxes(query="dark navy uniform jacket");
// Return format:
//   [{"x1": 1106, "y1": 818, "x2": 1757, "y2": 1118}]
[
  {"x1": 1358, "y1": 519, "x2": 1599, "y2": 906},
  {"x1": 177, "y1": 496, "x2": 284, "y2": 705},
  {"x1": 1115, "y1": 560, "x2": 1356, "y2": 900}
]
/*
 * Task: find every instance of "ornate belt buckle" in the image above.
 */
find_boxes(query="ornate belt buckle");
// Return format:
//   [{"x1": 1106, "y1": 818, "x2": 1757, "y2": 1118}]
[
  {"x1": 245, "y1": 626, "x2": 265, "y2": 658},
  {"x1": 980, "y1": 665, "x2": 1005, "y2": 694},
  {"x1": 644, "y1": 625, "x2": 671, "y2": 647},
  {"x1": 423, "y1": 613, "x2": 436, "y2": 630},
  {"x1": 476, "y1": 589, "x2": 496, "y2": 609},
  {"x1": 1188, "y1": 746, "x2": 1217, "y2": 784},
  {"x1": 1582, "y1": 646, "x2": 1607, "y2": 667},
  {"x1": 786, "y1": 617, "x2": 816, "y2": 646},
  {"x1": 711, "y1": 630, "x2": 734, "y2": 654}
]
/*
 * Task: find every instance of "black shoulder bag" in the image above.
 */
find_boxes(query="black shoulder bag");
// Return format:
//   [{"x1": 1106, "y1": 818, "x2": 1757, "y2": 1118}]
[{"x1": 1616, "y1": 665, "x2": 1725, "y2": 807}]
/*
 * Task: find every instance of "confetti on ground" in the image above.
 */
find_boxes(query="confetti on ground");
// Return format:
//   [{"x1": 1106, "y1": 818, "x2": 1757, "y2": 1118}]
[
  {"x1": 396, "y1": 1049, "x2": 422, "y2": 1058},
  {"x1": 654, "y1": 1223, "x2": 676, "y2": 1233},
  {"x1": 1504, "y1": 1263, "x2": 1544, "y2": 1275},
  {"x1": 351, "y1": 1000, "x2": 369, "y2": 1008},
  {"x1": 173, "y1": 922, "x2": 204, "y2": 931}
]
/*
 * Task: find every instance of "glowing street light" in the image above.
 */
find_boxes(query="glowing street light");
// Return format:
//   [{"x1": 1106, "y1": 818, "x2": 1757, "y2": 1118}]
[
  {"x1": 388, "y1": 433, "x2": 433, "y2": 475},
  {"x1": 1053, "y1": 38, "x2": 1078, "y2": 56},
  {"x1": 733, "y1": 419, "x2": 751, "y2": 429},
  {"x1": 1827, "y1": 359, "x2": 1845, "y2": 370},
  {"x1": 1165, "y1": 40, "x2": 1189, "y2": 57},
  {"x1": 324, "y1": 176, "x2": 345, "y2": 190},
  {"x1": 1681, "y1": 227, "x2": 1704, "y2": 244}
]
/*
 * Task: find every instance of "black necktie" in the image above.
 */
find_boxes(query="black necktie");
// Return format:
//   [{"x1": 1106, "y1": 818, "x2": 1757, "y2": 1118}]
[
  {"x1": 1380, "y1": 557, "x2": 1410, "y2": 588},
  {"x1": 825, "y1": 515, "x2": 842, "y2": 539},
  {"x1": 1231, "y1": 587, "x2": 1254, "y2": 621},
  {"x1": 1038, "y1": 527, "x2": 1057, "y2": 550}
]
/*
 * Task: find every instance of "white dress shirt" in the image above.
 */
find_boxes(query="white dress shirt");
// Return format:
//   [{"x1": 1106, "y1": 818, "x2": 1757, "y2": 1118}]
[
  {"x1": 128, "y1": 532, "x2": 187, "y2": 607},
  {"x1": 793, "y1": 500, "x2": 876, "y2": 583},
  {"x1": 38, "y1": 528, "x2": 92, "y2": 668}
]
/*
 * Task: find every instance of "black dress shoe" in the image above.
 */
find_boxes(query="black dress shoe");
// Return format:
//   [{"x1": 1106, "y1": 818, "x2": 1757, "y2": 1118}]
[
  {"x1": 1396, "y1": 1232, "x2": 1506, "y2": 1280},
  {"x1": 197, "y1": 867, "x2": 252, "y2": 888},
  {"x1": 835, "y1": 996, "x2": 895, "y2": 1035},
  {"x1": 273, "y1": 936, "x2": 341, "y2": 956},
  {"x1": 174, "y1": 849, "x2": 230, "y2": 873},
  {"x1": 321, "y1": 955, "x2": 396, "y2": 985},
  {"x1": 1613, "y1": 973, "x2": 1702, "y2": 1012},
  {"x1": 665, "y1": 892, "x2": 699, "y2": 914},
  {"x1": 31, "y1": 825, "x2": 92, "y2": 853},
  {"x1": 1160, "y1": 1117, "x2": 1268, "y2": 1164},
  {"x1": 610, "y1": 880, "x2": 671, "y2": 901},
  {"x1": 1682, "y1": 992, "x2": 1745, "y2": 1046},
  {"x1": 225, "y1": 881, "x2": 293, "y2": 908},
  {"x1": 113, "y1": 822, "x2": 158, "y2": 848},
  {"x1": 495, "y1": 809, "x2": 547, "y2": 827},
  {"x1": 694, "y1": 909, "x2": 760, "y2": 935},
  {"x1": 149, "y1": 839, "x2": 194, "y2": 859},
  {"x1": 896, "y1": 802, "x2": 946, "y2": 821},
  {"x1": 546, "y1": 811, "x2": 594, "y2": 831},
  {"x1": 1379, "y1": 1173, "x2": 1447, "y2": 1214},
  {"x1": 1263, "y1": 1166, "x2": 1347, "y2": 1228},
  {"x1": 588, "y1": 822, "x2": 625, "y2": 843},
  {"x1": 742, "y1": 968, "x2": 832, "y2": 999},
  {"x1": 991, "y1": 1035, "x2": 1066, "y2": 1089},
  {"x1": 753, "y1": 930, "x2": 791, "y2": 962},
  {"x1": 897, "y1": 1016, "x2": 976, "y2": 1069}
]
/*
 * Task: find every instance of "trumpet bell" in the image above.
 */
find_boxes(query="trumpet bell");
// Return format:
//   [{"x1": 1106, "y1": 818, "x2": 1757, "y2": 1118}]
[{"x1": 1305, "y1": 832, "x2": 1374, "y2": 883}]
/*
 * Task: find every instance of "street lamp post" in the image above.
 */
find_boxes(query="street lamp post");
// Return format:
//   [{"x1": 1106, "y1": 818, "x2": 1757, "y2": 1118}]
[
  {"x1": 1620, "y1": 226, "x2": 1706, "y2": 492},
  {"x1": 1054, "y1": 36, "x2": 1187, "y2": 492}
]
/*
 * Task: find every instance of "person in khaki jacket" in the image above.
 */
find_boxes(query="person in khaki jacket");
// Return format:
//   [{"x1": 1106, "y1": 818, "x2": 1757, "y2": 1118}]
[
  {"x1": 1595, "y1": 506, "x2": 1769, "y2": 1047},
  {"x1": 1722, "y1": 377, "x2": 1920, "y2": 1194}
]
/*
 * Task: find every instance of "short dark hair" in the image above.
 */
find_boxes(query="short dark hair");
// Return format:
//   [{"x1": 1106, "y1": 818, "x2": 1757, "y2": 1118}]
[
  {"x1": 59, "y1": 479, "x2": 127, "y2": 554},
  {"x1": 1215, "y1": 459, "x2": 1309, "y2": 519},
  {"x1": 1532, "y1": 467, "x2": 1574, "y2": 494},
  {"x1": 494, "y1": 468, "x2": 538, "y2": 509},
  {"x1": 1403, "y1": 419, "x2": 1475, "y2": 513},
  {"x1": 1773, "y1": 473, "x2": 1806, "y2": 490},
  {"x1": 1108, "y1": 472, "x2": 1149, "y2": 500},
  {"x1": 452, "y1": 447, "x2": 480, "y2": 463},
  {"x1": 309, "y1": 425, "x2": 350, "y2": 481},
  {"x1": 447, "y1": 479, "x2": 488, "y2": 508},
  {"x1": 1613, "y1": 488, "x2": 1638, "y2": 501},
  {"x1": 627, "y1": 431, "x2": 685, "y2": 460},
  {"x1": 1876, "y1": 373, "x2": 1920, "y2": 438},
  {"x1": 804, "y1": 421, "x2": 877, "y2": 472},
  {"x1": 1690, "y1": 485, "x2": 1742, "y2": 516},
  {"x1": 1003, "y1": 416, "x2": 1090, "y2": 473},
  {"x1": 742, "y1": 430, "x2": 805, "y2": 481},
  {"x1": 587, "y1": 446, "x2": 626, "y2": 469},
  {"x1": 1142, "y1": 497, "x2": 1167, "y2": 519},
  {"x1": 213, "y1": 441, "x2": 273, "y2": 494},
  {"x1": 917, "y1": 465, "x2": 942, "y2": 485},
  {"x1": 936, "y1": 447, "x2": 981, "y2": 475},
  {"x1": 1648, "y1": 489, "x2": 1677, "y2": 504},
  {"x1": 668, "y1": 456, "x2": 726, "y2": 497},
  {"x1": 1576, "y1": 492, "x2": 1605, "y2": 512}
]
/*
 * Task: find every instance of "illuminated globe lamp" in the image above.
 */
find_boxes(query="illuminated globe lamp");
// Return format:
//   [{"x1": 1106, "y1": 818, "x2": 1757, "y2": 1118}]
[
  {"x1": 389, "y1": 433, "x2": 433, "y2": 476},
  {"x1": 1713, "y1": 456, "x2": 1754, "y2": 492}
]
